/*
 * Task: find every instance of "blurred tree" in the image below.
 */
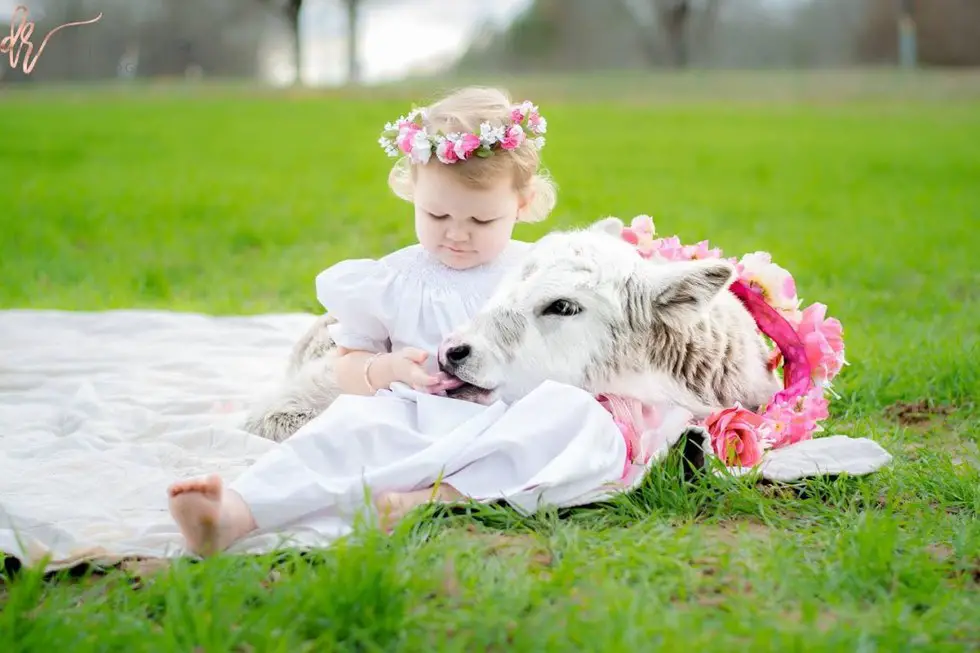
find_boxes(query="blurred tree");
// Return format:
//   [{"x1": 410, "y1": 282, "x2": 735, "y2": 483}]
[
  {"x1": 342, "y1": 0, "x2": 360, "y2": 84},
  {"x1": 856, "y1": 0, "x2": 980, "y2": 66},
  {"x1": 134, "y1": 0, "x2": 264, "y2": 78},
  {"x1": 1, "y1": 0, "x2": 266, "y2": 82},
  {"x1": 260, "y1": 0, "x2": 361, "y2": 85},
  {"x1": 259, "y1": 0, "x2": 304, "y2": 83},
  {"x1": 0, "y1": 0, "x2": 121, "y2": 81},
  {"x1": 453, "y1": 0, "x2": 980, "y2": 74},
  {"x1": 456, "y1": 1, "x2": 645, "y2": 74},
  {"x1": 620, "y1": 0, "x2": 721, "y2": 67}
]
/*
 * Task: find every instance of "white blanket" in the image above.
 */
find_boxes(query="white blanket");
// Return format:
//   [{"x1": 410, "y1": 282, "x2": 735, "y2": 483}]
[
  {"x1": 0, "y1": 309, "x2": 315, "y2": 570},
  {"x1": 0, "y1": 310, "x2": 892, "y2": 572}
]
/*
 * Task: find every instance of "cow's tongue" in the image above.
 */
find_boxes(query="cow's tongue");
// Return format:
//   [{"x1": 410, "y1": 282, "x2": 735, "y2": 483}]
[{"x1": 431, "y1": 374, "x2": 466, "y2": 392}]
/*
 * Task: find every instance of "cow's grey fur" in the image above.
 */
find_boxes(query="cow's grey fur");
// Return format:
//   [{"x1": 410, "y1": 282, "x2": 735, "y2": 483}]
[{"x1": 241, "y1": 314, "x2": 342, "y2": 442}]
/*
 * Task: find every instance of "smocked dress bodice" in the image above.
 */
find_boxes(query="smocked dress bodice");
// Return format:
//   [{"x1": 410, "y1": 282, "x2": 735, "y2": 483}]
[{"x1": 315, "y1": 241, "x2": 531, "y2": 360}]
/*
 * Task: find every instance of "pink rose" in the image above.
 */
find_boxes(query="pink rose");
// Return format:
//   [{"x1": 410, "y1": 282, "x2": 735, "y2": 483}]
[
  {"x1": 436, "y1": 139, "x2": 458, "y2": 163},
  {"x1": 500, "y1": 125, "x2": 525, "y2": 150},
  {"x1": 396, "y1": 125, "x2": 419, "y2": 154},
  {"x1": 621, "y1": 227, "x2": 640, "y2": 246},
  {"x1": 797, "y1": 303, "x2": 845, "y2": 384},
  {"x1": 454, "y1": 132, "x2": 481, "y2": 159},
  {"x1": 704, "y1": 404, "x2": 768, "y2": 467},
  {"x1": 511, "y1": 107, "x2": 525, "y2": 123}
]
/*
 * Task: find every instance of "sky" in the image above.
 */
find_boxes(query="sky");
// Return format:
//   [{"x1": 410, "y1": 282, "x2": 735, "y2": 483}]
[{"x1": 268, "y1": 0, "x2": 535, "y2": 86}]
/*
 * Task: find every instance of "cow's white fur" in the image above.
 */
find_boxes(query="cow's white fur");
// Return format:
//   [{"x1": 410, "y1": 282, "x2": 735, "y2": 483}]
[
  {"x1": 243, "y1": 218, "x2": 780, "y2": 442},
  {"x1": 437, "y1": 218, "x2": 781, "y2": 416}
]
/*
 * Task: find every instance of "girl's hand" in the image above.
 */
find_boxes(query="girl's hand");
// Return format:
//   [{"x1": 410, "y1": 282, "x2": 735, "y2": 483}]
[{"x1": 386, "y1": 347, "x2": 440, "y2": 391}]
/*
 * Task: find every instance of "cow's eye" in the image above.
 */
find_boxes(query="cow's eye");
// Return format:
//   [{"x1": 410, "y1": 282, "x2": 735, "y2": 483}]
[{"x1": 542, "y1": 299, "x2": 582, "y2": 317}]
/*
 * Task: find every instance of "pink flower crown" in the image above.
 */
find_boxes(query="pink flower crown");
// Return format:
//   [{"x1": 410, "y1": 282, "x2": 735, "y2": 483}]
[
  {"x1": 617, "y1": 215, "x2": 848, "y2": 468},
  {"x1": 378, "y1": 100, "x2": 547, "y2": 165}
]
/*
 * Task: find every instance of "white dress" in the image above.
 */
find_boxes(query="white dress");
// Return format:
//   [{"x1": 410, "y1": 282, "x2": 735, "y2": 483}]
[{"x1": 227, "y1": 241, "x2": 633, "y2": 534}]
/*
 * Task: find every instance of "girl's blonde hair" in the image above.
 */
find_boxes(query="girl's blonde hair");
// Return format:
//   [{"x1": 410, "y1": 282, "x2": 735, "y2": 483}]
[{"x1": 387, "y1": 86, "x2": 557, "y2": 223}]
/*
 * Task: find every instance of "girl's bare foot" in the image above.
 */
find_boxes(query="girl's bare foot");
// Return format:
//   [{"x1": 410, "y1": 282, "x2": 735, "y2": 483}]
[
  {"x1": 374, "y1": 484, "x2": 464, "y2": 532},
  {"x1": 167, "y1": 474, "x2": 256, "y2": 557}
]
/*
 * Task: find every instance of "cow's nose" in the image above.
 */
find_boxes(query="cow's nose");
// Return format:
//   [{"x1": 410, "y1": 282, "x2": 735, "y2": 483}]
[{"x1": 445, "y1": 344, "x2": 471, "y2": 365}]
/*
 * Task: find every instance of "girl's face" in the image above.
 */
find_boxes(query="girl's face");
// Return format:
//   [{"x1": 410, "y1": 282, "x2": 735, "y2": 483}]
[{"x1": 412, "y1": 162, "x2": 526, "y2": 270}]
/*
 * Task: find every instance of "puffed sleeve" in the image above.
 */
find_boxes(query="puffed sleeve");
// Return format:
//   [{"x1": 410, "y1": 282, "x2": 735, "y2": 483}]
[{"x1": 315, "y1": 258, "x2": 395, "y2": 353}]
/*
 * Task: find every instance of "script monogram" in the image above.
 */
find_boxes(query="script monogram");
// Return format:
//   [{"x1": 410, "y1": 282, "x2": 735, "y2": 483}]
[{"x1": 1, "y1": 5, "x2": 103, "y2": 75}]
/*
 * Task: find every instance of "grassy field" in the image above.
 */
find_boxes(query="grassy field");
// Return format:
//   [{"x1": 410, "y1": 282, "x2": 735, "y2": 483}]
[{"x1": 1, "y1": 73, "x2": 979, "y2": 649}]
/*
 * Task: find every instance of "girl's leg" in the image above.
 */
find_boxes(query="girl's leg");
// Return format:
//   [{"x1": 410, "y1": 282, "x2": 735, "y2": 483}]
[
  {"x1": 411, "y1": 381, "x2": 630, "y2": 513},
  {"x1": 166, "y1": 431, "x2": 353, "y2": 558},
  {"x1": 169, "y1": 471, "x2": 465, "y2": 554},
  {"x1": 371, "y1": 382, "x2": 631, "y2": 530},
  {"x1": 168, "y1": 474, "x2": 257, "y2": 557},
  {"x1": 374, "y1": 483, "x2": 463, "y2": 532},
  {"x1": 169, "y1": 390, "x2": 465, "y2": 555}
]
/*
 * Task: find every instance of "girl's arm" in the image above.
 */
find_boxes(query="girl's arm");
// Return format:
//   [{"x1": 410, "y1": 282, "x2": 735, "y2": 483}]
[
  {"x1": 333, "y1": 347, "x2": 437, "y2": 395},
  {"x1": 334, "y1": 348, "x2": 396, "y2": 395}
]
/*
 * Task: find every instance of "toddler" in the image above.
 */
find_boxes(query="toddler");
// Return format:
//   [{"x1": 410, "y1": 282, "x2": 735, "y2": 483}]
[{"x1": 167, "y1": 86, "x2": 628, "y2": 557}]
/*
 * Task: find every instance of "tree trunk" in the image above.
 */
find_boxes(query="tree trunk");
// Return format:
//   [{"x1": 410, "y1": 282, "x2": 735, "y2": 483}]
[
  {"x1": 692, "y1": 0, "x2": 721, "y2": 64},
  {"x1": 857, "y1": 0, "x2": 980, "y2": 66},
  {"x1": 659, "y1": 0, "x2": 691, "y2": 68},
  {"x1": 285, "y1": 0, "x2": 302, "y2": 85},
  {"x1": 616, "y1": 0, "x2": 663, "y2": 66},
  {"x1": 345, "y1": 0, "x2": 360, "y2": 84}
]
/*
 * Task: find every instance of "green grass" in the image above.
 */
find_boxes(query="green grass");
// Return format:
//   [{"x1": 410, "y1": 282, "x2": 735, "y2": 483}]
[{"x1": 1, "y1": 74, "x2": 979, "y2": 649}]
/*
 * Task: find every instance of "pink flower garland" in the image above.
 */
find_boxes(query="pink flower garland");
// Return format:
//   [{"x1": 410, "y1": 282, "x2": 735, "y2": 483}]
[
  {"x1": 378, "y1": 101, "x2": 547, "y2": 164},
  {"x1": 618, "y1": 215, "x2": 847, "y2": 468}
]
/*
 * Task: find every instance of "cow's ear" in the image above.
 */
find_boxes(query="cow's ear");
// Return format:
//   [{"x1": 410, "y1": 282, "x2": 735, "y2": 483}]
[
  {"x1": 589, "y1": 216, "x2": 624, "y2": 237},
  {"x1": 625, "y1": 259, "x2": 736, "y2": 324}
]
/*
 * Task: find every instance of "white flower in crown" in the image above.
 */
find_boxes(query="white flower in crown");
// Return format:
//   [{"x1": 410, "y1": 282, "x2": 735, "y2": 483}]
[
  {"x1": 511, "y1": 100, "x2": 547, "y2": 135},
  {"x1": 408, "y1": 128, "x2": 433, "y2": 164},
  {"x1": 514, "y1": 100, "x2": 536, "y2": 116},
  {"x1": 480, "y1": 122, "x2": 506, "y2": 147},
  {"x1": 378, "y1": 135, "x2": 398, "y2": 157}
]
